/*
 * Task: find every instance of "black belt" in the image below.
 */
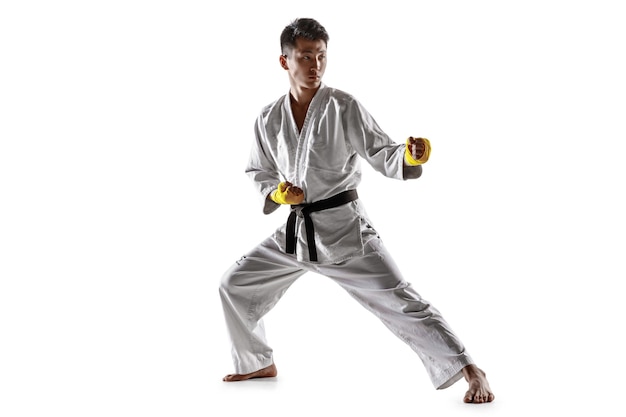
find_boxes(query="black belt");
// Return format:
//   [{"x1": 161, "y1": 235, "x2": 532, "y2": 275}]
[{"x1": 286, "y1": 189, "x2": 359, "y2": 262}]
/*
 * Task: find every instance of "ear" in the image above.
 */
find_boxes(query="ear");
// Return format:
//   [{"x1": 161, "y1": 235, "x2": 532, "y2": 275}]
[{"x1": 279, "y1": 54, "x2": 289, "y2": 70}]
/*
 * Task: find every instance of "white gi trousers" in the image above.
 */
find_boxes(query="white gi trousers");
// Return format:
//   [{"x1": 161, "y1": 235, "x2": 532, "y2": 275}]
[{"x1": 219, "y1": 233, "x2": 474, "y2": 389}]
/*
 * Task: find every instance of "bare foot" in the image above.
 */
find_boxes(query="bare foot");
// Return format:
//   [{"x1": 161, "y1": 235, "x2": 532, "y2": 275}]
[
  {"x1": 223, "y1": 363, "x2": 278, "y2": 382},
  {"x1": 462, "y1": 364, "x2": 495, "y2": 403}
]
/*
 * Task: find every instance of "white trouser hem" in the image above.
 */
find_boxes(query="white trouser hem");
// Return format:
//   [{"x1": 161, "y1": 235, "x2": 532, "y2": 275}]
[
  {"x1": 434, "y1": 356, "x2": 474, "y2": 390},
  {"x1": 235, "y1": 355, "x2": 274, "y2": 375}
]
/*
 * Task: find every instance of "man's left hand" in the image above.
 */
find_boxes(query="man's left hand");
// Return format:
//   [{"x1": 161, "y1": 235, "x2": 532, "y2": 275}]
[{"x1": 405, "y1": 137, "x2": 431, "y2": 165}]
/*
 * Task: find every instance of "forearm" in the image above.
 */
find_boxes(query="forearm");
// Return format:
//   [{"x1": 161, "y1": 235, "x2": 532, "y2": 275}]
[{"x1": 402, "y1": 164, "x2": 423, "y2": 179}]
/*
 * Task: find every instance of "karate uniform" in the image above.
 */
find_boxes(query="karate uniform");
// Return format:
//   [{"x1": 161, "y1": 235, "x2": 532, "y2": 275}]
[{"x1": 219, "y1": 84, "x2": 474, "y2": 389}]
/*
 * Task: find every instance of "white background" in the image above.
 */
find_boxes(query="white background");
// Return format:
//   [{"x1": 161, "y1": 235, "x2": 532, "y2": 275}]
[{"x1": 1, "y1": 1, "x2": 625, "y2": 416}]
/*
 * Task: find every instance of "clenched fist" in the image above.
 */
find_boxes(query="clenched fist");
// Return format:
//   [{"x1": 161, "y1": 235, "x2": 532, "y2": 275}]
[
  {"x1": 405, "y1": 137, "x2": 431, "y2": 165},
  {"x1": 271, "y1": 181, "x2": 305, "y2": 205}
]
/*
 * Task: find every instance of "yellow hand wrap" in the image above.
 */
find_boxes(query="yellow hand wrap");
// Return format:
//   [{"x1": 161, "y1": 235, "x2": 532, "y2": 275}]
[
  {"x1": 404, "y1": 137, "x2": 431, "y2": 165},
  {"x1": 270, "y1": 182, "x2": 293, "y2": 205}
]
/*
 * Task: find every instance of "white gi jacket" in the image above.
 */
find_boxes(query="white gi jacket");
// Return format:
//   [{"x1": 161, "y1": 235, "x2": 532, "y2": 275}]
[{"x1": 246, "y1": 84, "x2": 422, "y2": 264}]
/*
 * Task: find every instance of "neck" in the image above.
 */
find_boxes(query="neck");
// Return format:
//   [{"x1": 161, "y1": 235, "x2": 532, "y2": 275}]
[{"x1": 289, "y1": 84, "x2": 320, "y2": 109}]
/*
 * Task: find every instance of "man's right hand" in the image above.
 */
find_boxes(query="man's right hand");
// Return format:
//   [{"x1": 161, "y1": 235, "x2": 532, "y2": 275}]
[{"x1": 270, "y1": 181, "x2": 305, "y2": 205}]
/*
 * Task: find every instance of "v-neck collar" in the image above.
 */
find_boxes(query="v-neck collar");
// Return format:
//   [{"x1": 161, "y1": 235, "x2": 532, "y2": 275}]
[{"x1": 285, "y1": 84, "x2": 326, "y2": 139}]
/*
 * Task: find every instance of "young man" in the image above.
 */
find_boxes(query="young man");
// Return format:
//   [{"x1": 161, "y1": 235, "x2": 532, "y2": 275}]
[{"x1": 219, "y1": 18, "x2": 494, "y2": 404}]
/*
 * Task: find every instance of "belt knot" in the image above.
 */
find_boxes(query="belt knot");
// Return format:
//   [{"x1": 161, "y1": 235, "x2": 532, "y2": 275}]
[{"x1": 285, "y1": 189, "x2": 358, "y2": 262}]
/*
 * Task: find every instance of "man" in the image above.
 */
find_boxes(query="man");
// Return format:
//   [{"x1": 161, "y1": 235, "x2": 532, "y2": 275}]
[{"x1": 219, "y1": 18, "x2": 494, "y2": 404}]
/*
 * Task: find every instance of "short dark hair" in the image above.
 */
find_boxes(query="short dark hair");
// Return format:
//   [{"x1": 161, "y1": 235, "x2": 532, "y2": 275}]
[{"x1": 280, "y1": 18, "x2": 329, "y2": 55}]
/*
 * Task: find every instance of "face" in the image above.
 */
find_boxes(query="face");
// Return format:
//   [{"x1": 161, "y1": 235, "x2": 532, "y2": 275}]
[{"x1": 280, "y1": 38, "x2": 327, "y2": 91}]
